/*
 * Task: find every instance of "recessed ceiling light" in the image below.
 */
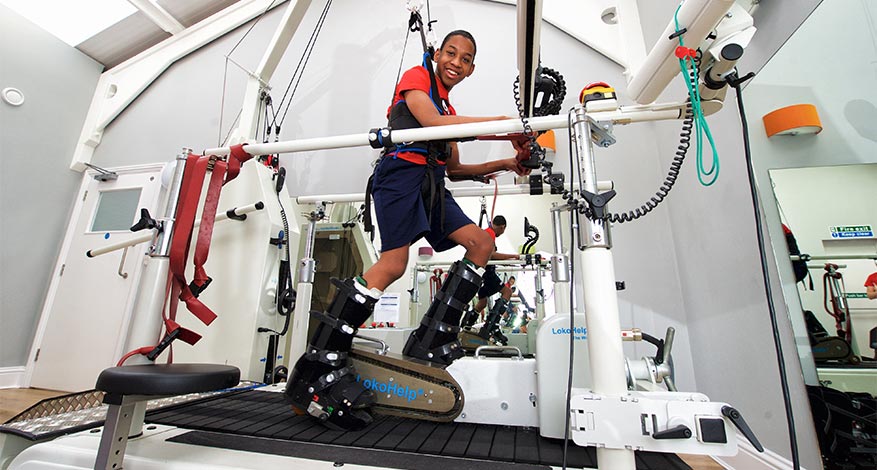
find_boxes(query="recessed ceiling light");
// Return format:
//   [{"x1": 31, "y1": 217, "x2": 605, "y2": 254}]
[{"x1": 2, "y1": 87, "x2": 25, "y2": 106}]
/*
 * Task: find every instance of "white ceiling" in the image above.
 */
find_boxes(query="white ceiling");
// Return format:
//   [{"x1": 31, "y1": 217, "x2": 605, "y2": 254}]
[{"x1": 4, "y1": 0, "x2": 764, "y2": 71}]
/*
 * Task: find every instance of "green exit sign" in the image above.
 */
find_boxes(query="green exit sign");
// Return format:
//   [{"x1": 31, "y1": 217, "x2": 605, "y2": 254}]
[
  {"x1": 829, "y1": 225, "x2": 874, "y2": 239},
  {"x1": 846, "y1": 293, "x2": 868, "y2": 299}
]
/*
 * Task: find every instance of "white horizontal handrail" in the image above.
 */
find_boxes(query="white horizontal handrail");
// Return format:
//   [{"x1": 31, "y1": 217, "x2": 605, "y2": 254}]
[
  {"x1": 203, "y1": 104, "x2": 684, "y2": 157},
  {"x1": 86, "y1": 202, "x2": 265, "y2": 258}
]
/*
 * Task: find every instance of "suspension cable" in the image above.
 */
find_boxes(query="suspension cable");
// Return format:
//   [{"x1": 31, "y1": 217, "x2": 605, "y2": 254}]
[
  {"x1": 270, "y1": 0, "x2": 334, "y2": 132},
  {"x1": 217, "y1": 0, "x2": 282, "y2": 146}
]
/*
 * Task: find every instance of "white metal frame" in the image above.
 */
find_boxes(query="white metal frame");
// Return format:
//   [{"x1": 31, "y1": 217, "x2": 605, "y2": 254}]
[
  {"x1": 127, "y1": 0, "x2": 185, "y2": 34},
  {"x1": 70, "y1": 0, "x2": 288, "y2": 171}
]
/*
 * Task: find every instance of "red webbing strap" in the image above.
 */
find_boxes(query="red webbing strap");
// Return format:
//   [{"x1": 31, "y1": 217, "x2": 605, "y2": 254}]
[
  {"x1": 165, "y1": 318, "x2": 202, "y2": 345},
  {"x1": 192, "y1": 159, "x2": 227, "y2": 287},
  {"x1": 169, "y1": 154, "x2": 217, "y2": 326},
  {"x1": 227, "y1": 144, "x2": 253, "y2": 184},
  {"x1": 166, "y1": 275, "x2": 202, "y2": 344},
  {"x1": 166, "y1": 146, "x2": 252, "y2": 333}
]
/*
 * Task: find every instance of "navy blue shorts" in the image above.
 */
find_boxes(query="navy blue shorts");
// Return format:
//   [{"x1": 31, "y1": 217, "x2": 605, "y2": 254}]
[
  {"x1": 477, "y1": 266, "x2": 502, "y2": 299},
  {"x1": 372, "y1": 156, "x2": 473, "y2": 252}
]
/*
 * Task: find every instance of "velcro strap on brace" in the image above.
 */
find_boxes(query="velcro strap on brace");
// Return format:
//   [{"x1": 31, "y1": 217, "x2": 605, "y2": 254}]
[
  {"x1": 304, "y1": 348, "x2": 348, "y2": 367},
  {"x1": 419, "y1": 315, "x2": 462, "y2": 335},
  {"x1": 313, "y1": 365, "x2": 354, "y2": 393},
  {"x1": 341, "y1": 381, "x2": 370, "y2": 404},
  {"x1": 450, "y1": 261, "x2": 482, "y2": 284},
  {"x1": 434, "y1": 289, "x2": 467, "y2": 312},
  {"x1": 406, "y1": 338, "x2": 463, "y2": 363},
  {"x1": 311, "y1": 310, "x2": 357, "y2": 336}
]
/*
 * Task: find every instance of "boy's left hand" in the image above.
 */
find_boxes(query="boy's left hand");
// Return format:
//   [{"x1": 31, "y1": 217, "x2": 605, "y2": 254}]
[{"x1": 503, "y1": 157, "x2": 531, "y2": 176}]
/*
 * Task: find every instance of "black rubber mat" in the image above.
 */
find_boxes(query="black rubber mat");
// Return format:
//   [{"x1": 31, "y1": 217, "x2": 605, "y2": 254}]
[{"x1": 147, "y1": 389, "x2": 690, "y2": 470}]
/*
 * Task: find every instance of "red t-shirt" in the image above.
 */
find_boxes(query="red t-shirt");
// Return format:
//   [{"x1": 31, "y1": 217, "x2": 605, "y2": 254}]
[
  {"x1": 386, "y1": 66, "x2": 457, "y2": 165},
  {"x1": 865, "y1": 272, "x2": 877, "y2": 288},
  {"x1": 485, "y1": 226, "x2": 497, "y2": 241}
]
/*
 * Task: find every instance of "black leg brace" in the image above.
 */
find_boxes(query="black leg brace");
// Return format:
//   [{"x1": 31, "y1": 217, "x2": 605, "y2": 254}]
[
  {"x1": 403, "y1": 260, "x2": 483, "y2": 365},
  {"x1": 285, "y1": 278, "x2": 378, "y2": 430},
  {"x1": 479, "y1": 297, "x2": 509, "y2": 345},
  {"x1": 460, "y1": 307, "x2": 479, "y2": 329}
]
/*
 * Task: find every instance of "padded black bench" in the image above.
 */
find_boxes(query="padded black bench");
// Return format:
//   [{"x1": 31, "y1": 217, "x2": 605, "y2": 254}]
[{"x1": 93, "y1": 363, "x2": 240, "y2": 470}]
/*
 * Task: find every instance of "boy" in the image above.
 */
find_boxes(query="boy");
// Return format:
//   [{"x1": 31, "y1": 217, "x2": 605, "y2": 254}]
[{"x1": 286, "y1": 30, "x2": 529, "y2": 430}]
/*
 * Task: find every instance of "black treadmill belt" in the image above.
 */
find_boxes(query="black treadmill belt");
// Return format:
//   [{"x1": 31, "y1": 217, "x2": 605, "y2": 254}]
[
  {"x1": 396, "y1": 420, "x2": 438, "y2": 453},
  {"x1": 444, "y1": 423, "x2": 477, "y2": 457},
  {"x1": 147, "y1": 389, "x2": 691, "y2": 470},
  {"x1": 490, "y1": 426, "x2": 516, "y2": 462}
]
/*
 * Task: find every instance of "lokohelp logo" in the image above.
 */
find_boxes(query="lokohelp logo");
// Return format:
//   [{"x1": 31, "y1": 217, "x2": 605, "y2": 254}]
[
  {"x1": 356, "y1": 375, "x2": 423, "y2": 403},
  {"x1": 551, "y1": 326, "x2": 587, "y2": 340}
]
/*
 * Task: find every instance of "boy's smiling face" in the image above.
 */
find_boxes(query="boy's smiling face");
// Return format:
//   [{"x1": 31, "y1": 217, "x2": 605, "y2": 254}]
[{"x1": 434, "y1": 35, "x2": 476, "y2": 90}]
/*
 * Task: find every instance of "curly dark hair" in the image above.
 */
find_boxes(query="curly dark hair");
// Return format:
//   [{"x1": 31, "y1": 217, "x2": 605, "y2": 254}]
[{"x1": 440, "y1": 30, "x2": 476, "y2": 57}]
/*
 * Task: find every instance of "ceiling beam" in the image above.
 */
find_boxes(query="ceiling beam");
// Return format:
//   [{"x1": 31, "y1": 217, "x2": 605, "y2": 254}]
[
  {"x1": 71, "y1": 0, "x2": 287, "y2": 171},
  {"x1": 126, "y1": 0, "x2": 185, "y2": 34}
]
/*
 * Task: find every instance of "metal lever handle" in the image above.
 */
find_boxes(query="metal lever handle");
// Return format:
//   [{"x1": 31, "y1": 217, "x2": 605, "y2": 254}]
[
  {"x1": 117, "y1": 247, "x2": 129, "y2": 279},
  {"x1": 722, "y1": 405, "x2": 763, "y2": 452},
  {"x1": 661, "y1": 326, "x2": 675, "y2": 365},
  {"x1": 474, "y1": 345, "x2": 523, "y2": 360},
  {"x1": 652, "y1": 424, "x2": 691, "y2": 440},
  {"x1": 353, "y1": 334, "x2": 389, "y2": 355}
]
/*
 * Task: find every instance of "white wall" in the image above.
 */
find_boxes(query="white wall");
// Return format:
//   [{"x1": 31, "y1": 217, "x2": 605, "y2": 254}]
[{"x1": 0, "y1": 5, "x2": 103, "y2": 369}]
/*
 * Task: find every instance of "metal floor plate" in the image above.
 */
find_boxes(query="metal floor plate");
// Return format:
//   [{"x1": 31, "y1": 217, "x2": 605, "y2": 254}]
[{"x1": 0, "y1": 383, "x2": 257, "y2": 441}]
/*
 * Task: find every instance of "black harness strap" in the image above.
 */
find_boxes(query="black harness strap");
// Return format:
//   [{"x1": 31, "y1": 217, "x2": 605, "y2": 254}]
[
  {"x1": 409, "y1": 9, "x2": 448, "y2": 230},
  {"x1": 409, "y1": 11, "x2": 442, "y2": 110},
  {"x1": 363, "y1": 173, "x2": 375, "y2": 242},
  {"x1": 365, "y1": 9, "x2": 450, "y2": 240}
]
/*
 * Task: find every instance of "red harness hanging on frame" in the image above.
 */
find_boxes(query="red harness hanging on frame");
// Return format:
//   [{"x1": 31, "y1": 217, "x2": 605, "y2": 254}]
[
  {"x1": 167, "y1": 145, "x2": 254, "y2": 342},
  {"x1": 144, "y1": 145, "x2": 256, "y2": 358}
]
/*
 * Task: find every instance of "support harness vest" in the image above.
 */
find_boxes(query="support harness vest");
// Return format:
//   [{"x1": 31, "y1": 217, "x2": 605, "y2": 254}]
[{"x1": 364, "y1": 60, "x2": 453, "y2": 238}]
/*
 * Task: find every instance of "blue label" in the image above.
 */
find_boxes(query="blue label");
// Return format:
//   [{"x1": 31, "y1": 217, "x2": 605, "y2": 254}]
[
  {"x1": 356, "y1": 375, "x2": 423, "y2": 403},
  {"x1": 551, "y1": 326, "x2": 587, "y2": 340},
  {"x1": 830, "y1": 231, "x2": 873, "y2": 238}
]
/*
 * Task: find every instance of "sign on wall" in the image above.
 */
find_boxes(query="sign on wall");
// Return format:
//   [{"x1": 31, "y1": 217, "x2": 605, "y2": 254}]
[{"x1": 829, "y1": 225, "x2": 874, "y2": 239}]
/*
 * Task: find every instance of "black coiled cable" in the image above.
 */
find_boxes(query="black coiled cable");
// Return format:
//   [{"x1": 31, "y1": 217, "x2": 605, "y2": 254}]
[
  {"x1": 535, "y1": 67, "x2": 567, "y2": 117},
  {"x1": 581, "y1": 103, "x2": 694, "y2": 224},
  {"x1": 514, "y1": 75, "x2": 537, "y2": 140},
  {"x1": 513, "y1": 67, "x2": 567, "y2": 145}
]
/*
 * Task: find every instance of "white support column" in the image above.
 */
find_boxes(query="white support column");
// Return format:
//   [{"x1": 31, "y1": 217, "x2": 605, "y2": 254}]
[
  {"x1": 571, "y1": 107, "x2": 635, "y2": 470},
  {"x1": 490, "y1": 0, "x2": 634, "y2": 68},
  {"x1": 230, "y1": 0, "x2": 313, "y2": 144},
  {"x1": 70, "y1": 0, "x2": 286, "y2": 171},
  {"x1": 615, "y1": 0, "x2": 647, "y2": 77},
  {"x1": 126, "y1": 0, "x2": 185, "y2": 34},
  {"x1": 516, "y1": 0, "x2": 543, "y2": 117}
]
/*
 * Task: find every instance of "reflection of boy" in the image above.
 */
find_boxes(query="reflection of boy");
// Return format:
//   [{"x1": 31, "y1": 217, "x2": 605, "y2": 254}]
[
  {"x1": 473, "y1": 216, "x2": 519, "y2": 320},
  {"x1": 866, "y1": 272, "x2": 877, "y2": 300}
]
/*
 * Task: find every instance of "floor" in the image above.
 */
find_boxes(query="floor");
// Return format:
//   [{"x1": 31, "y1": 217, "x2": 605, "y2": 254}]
[
  {"x1": 0, "y1": 387, "x2": 66, "y2": 422},
  {"x1": 0, "y1": 388, "x2": 726, "y2": 469}
]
